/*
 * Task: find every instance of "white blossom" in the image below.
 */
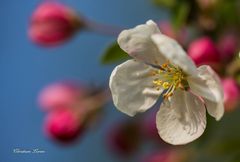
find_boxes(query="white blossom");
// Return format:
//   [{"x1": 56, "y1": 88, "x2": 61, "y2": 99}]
[{"x1": 109, "y1": 20, "x2": 224, "y2": 145}]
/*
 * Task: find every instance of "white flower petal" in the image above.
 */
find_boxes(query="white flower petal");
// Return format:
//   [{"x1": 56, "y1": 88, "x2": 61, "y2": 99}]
[
  {"x1": 151, "y1": 34, "x2": 197, "y2": 75},
  {"x1": 109, "y1": 59, "x2": 163, "y2": 116},
  {"x1": 188, "y1": 65, "x2": 224, "y2": 120},
  {"x1": 117, "y1": 20, "x2": 167, "y2": 66},
  {"x1": 156, "y1": 90, "x2": 206, "y2": 145}
]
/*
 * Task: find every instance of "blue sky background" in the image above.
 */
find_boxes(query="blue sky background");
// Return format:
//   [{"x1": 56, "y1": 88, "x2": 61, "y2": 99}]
[{"x1": 0, "y1": 0, "x2": 167, "y2": 161}]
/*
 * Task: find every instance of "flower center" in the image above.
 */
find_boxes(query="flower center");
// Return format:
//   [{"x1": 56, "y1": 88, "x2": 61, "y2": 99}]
[{"x1": 150, "y1": 61, "x2": 186, "y2": 99}]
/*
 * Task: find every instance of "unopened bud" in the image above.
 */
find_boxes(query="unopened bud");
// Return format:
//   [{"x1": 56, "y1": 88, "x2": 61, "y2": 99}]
[
  {"x1": 196, "y1": 0, "x2": 218, "y2": 10},
  {"x1": 106, "y1": 121, "x2": 141, "y2": 156},
  {"x1": 29, "y1": 2, "x2": 84, "y2": 46},
  {"x1": 188, "y1": 37, "x2": 220, "y2": 67},
  {"x1": 218, "y1": 33, "x2": 239, "y2": 62},
  {"x1": 43, "y1": 108, "x2": 84, "y2": 143},
  {"x1": 158, "y1": 21, "x2": 188, "y2": 46},
  {"x1": 222, "y1": 78, "x2": 240, "y2": 112},
  {"x1": 141, "y1": 112, "x2": 162, "y2": 142},
  {"x1": 38, "y1": 82, "x2": 84, "y2": 111}
]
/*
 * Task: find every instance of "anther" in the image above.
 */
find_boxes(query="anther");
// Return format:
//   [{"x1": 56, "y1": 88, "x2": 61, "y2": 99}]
[
  {"x1": 162, "y1": 82, "x2": 170, "y2": 89},
  {"x1": 153, "y1": 79, "x2": 162, "y2": 86},
  {"x1": 162, "y1": 63, "x2": 167, "y2": 68}
]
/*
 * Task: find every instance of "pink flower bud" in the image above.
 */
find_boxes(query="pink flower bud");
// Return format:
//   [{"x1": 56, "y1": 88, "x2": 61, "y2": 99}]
[
  {"x1": 158, "y1": 21, "x2": 188, "y2": 45},
  {"x1": 141, "y1": 113, "x2": 158, "y2": 140},
  {"x1": 196, "y1": 0, "x2": 218, "y2": 10},
  {"x1": 106, "y1": 121, "x2": 140, "y2": 156},
  {"x1": 43, "y1": 108, "x2": 84, "y2": 143},
  {"x1": 38, "y1": 82, "x2": 84, "y2": 111},
  {"x1": 188, "y1": 37, "x2": 220, "y2": 66},
  {"x1": 29, "y1": 2, "x2": 84, "y2": 46},
  {"x1": 218, "y1": 33, "x2": 239, "y2": 62},
  {"x1": 222, "y1": 78, "x2": 240, "y2": 112}
]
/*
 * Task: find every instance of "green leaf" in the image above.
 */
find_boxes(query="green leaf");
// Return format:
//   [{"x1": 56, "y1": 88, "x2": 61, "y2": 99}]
[
  {"x1": 152, "y1": 0, "x2": 177, "y2": 9},
  {"x1": 172, "y1": 2, "x2": 190, "y2": 30},
  {"x1": 101, "y1": 41, "x2": 130, "y2": 64},
  {"x1": 218, "y1": 1, "x2": 240, "y2": 26}
]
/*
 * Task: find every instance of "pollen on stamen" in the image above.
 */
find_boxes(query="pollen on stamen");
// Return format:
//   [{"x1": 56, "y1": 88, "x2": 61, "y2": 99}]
[
  {"x1": 158, "y1": 69, "x2": 164, "y2": 73},
  {"x1": 161, "y1": 63, "x2": 168, "y2": 68},
  {"x1": 151, "y1": 61, "x2": 186, "y2": 95},
  {"x1": 153, "y1": 79, "x2": 162, "y2": 86},
  {"x1": 162, "y1": 82, "x2": 170, "y2": 89}
]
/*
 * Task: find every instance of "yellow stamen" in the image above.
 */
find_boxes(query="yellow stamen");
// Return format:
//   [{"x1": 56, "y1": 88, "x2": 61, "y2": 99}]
[
  {"x1": 153, "y1": 79, "x2": 162, "y2": 86},
  {"x1": 162, "y1": 82, "x2": 170, "y2": 89},
  {"x1": 151, "y1": 61, "x2": 186, "y2": 99}
]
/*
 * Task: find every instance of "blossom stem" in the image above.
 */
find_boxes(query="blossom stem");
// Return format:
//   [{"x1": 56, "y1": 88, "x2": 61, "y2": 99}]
[
  {"x1": 84, "y1": 19, "x2": 124, "y2": 37},
  {"x1": 74, "y1": 87, "x2": 111, "y2": 113}
]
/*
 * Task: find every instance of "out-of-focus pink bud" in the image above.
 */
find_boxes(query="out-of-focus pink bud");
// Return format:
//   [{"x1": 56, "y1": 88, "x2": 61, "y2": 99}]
[
  {"x1": 188, "y1": 37, "x2": 220, "y2": 66},
  {"x1": 44, "y1": 108, "x2": 84, "y2": 143},
  {"x1": 141, "y1": 150, "x2": 186, "y2": 162},
  {"x1": 38, "y1": 82, "x2": 84, "y2": 111},
  {"x1": 158, "y1": 21, "x2": 188, "y2": 45},
  {"x1": 197, "y1": 14, "x2": 216, "y2": 31},
  {"x1": 141, "y1": 113, "x2": 158, "y2": 140},
  {"x1": 222, "y1": 78, "x2": 240, "y2": 112},
  {"x1": 218, "y1": 33, "x2": 239, "y2": 62},
  {"x1": 196, "y1": 0, "x2": 218, "y2": 10},
  {"x1": 29, "y1": 2, "x2": 84, "y2": 46},
  {"x1": 106, "y1": 121, "x2": 141, "y2": 156}
]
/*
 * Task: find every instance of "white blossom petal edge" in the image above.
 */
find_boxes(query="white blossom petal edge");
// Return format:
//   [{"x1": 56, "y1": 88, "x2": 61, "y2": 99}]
[
  {"x1": 109, "y1": 59, "x2": 163, "y2": 116},
  {"x1": 109, "y1": 20, "x2": 224, "y2": 145},
  {"x1": 156, "y1": 90, "x2": 206, "y2": 145}
]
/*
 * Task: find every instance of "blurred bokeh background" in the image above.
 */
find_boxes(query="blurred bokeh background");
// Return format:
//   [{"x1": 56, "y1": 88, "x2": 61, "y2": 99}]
[
  {"x1": 0, "y1": 0, "x2": 166, "y2": 162},
  {"x1": 1, "y1": 0, "x2": 240, "y2": 162}
]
